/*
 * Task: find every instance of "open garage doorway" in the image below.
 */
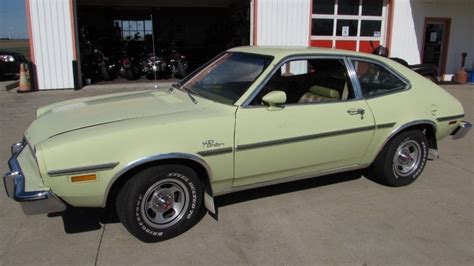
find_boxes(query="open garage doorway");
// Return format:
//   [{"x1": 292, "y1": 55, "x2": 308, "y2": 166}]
[{"x1": 76, "y1": 0, "x2": 250, "y2": 85}]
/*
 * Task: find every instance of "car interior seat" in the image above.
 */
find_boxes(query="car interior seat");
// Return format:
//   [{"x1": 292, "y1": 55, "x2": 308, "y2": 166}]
[{"x1": 297, "y1": 85, "x2": 341, "y2": 104}]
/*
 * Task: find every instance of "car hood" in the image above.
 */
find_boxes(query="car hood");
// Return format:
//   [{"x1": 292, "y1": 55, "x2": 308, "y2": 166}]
[{"x1": 25, "y1": 89, "x2": 204, "y2": 146}]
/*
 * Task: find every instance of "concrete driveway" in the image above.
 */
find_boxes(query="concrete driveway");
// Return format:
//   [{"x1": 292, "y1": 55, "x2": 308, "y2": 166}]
[{"x1": 0, "y1": 84, "x2": 473, "y2": 265}]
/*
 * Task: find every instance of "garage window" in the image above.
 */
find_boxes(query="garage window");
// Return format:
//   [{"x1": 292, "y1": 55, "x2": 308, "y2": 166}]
[
  {"x1": 311, "y1": 0, "x2": 387, "y2": 53},
  {"x1": 114, "y1": 20, "x2": 153, "y2": 41}
]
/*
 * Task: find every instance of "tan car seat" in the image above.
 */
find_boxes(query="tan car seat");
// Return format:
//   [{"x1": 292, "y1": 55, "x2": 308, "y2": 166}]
[{"x1": 298, "y1": 85, "x2": 341, "y2": 104}]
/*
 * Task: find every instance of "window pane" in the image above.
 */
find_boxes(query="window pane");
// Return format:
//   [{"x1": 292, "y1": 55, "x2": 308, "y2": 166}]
[
  {"x1": 255, "y1": 58, "x2": 354, "y2": 105},
  {"x1": 137, "y1": 21, "x2": 144, "y2": 31},
  {"x1": 281, "y1": 60, "x2": 309, "y2": 76},
  {"x1": 312, "y1": 19, "x2": 334, "y2": 36},
  {"x1": 313, "y1": 0, "x2": 335, "y2": 14},
  {"x1": 122, "y1": 21, "x2": 130, "y2": 30},
  {"x1": 360, "y1": 20, "x2": 382, "y2": 37},
  {"x1": 362, "y1": 0, "x2": 383, "y2": 16},
  {"x1": 336, "y1": 20, "x2": 358, "y2": 36},
  {"x1": 123, "y1": 31, "x2": 132, "y2": 41},
  {"x1": 129, "y1": 21, "x2": 138, "y2": 31},
  {"x1": 183, "y1": 53, "x2": 273, "y2": 105},
  {"x1": 145, "y1": 20, "x2": 152, "y2": 31},
  {"x1": 338, "y1": 0, "x2": 359, "y2": 15},
  {"x1": 352, "y1": 60, "x2": 407, "y2": 97}
]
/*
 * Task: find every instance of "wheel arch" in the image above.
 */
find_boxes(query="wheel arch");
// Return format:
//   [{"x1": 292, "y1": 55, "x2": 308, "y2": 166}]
[
  {"x1": 372, "y1": 120, "x2": 438, "y2": 164},
  {"x1": 103, "y1": 153, "x2": 214, "y2": 209}
]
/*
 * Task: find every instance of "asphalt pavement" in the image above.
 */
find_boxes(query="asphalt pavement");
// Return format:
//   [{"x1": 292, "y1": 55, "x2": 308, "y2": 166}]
[{"x1": 0, "y1": 83, "x2": 472, "y2": 265}]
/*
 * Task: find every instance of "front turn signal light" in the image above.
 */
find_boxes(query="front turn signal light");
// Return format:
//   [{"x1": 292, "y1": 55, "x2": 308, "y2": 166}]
[{"x1": 71, "y1": 174, "x2": 97, "y2": 183}]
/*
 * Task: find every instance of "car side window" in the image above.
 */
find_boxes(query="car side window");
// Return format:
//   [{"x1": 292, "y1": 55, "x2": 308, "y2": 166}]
[
  {"x1": 251, "y1": 58, "x2": 356, "y2": 105},
  {"x1": 351, "y1": 60, "x2": 407, "y2": 97}
]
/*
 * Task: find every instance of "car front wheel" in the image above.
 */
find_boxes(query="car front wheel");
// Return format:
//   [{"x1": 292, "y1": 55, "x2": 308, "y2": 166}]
[
  {"x1": 371, "y1": 130, "x2": 428, "y2": 187},
  {"x1": 116, "y1": 165, "x2": 203, "y2": 242}
]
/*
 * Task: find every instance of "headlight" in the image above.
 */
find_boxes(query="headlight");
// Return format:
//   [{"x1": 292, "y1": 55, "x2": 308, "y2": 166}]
[{"x1": 0, "y1": 55, "x2": 15, "y2": 62}]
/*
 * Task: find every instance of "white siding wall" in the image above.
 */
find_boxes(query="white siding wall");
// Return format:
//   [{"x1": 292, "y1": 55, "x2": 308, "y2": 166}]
[
  {"x1": 28, "y1": 0, "x2": 76, "y2": 90},
  {"x1": 390, "y1": 0, "x2": 474, "y2": 74},
  {"x1": 256, "y1": 0, "x2": 311, "y2": 47}
]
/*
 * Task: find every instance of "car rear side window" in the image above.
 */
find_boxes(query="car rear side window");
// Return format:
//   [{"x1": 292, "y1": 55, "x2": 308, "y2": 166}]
[{"x1": 351, "y1": 60, "x2": 407, "y2": 97}]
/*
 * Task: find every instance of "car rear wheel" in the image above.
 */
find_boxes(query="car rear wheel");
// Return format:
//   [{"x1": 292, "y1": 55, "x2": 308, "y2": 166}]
[
  {"x1": 116, "y1": 165, "x2": 203, "y2": 242},
  {"x1": 371, "y1": 130, "x2": 428, "y2": 187}
]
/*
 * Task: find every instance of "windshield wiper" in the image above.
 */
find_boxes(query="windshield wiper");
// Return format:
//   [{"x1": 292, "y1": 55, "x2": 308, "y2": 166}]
[{"x1": 181, "y1": 86, "x2": 198, "y2": 104}]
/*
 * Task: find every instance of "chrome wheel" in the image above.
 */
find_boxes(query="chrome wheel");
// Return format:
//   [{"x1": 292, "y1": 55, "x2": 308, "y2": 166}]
[
  {"x1": 141, "y1": 178, "x2": 189, "y2": 229},
  {"x1": 393, "y1": 140, "x2": 422, "y2": 177}
]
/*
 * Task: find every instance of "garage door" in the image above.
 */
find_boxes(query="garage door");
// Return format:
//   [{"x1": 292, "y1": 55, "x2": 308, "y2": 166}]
[{"x1": 310, "y1": 0, "x2": 389, "y2": 53}]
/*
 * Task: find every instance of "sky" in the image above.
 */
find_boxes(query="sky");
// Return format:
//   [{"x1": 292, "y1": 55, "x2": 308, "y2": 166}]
[{"x1": 0, "y1": 0, "x2": 27, "y2": 39}]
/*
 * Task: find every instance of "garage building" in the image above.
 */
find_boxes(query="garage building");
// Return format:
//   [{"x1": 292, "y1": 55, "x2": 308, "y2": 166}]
[{"x1": 25, "y1": 0, "x2": 474, "y2": 90}]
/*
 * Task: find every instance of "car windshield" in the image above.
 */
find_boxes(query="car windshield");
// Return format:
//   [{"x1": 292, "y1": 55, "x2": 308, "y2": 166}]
[{"x1": 180, "y1": 52, "x2": 273, "y2": 105}]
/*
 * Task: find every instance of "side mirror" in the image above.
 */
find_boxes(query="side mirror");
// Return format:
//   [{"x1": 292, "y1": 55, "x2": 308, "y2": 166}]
[{"x1": 262, "y1": 91, "x2": 286, "y2": 110}]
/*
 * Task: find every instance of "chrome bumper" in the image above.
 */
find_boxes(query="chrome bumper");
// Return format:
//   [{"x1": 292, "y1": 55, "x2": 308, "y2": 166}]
[
  {"x1": 3, "y1": 140, "x2": 66, "y2": 215},
  {"x1": 452, "y1": 121, "x2": 472, "y2": 140}
]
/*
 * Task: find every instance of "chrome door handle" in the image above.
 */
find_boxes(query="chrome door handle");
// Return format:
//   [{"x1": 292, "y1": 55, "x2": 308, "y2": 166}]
[{"x1": 347, "y1": 108, "x2": 365, "y2": 116}]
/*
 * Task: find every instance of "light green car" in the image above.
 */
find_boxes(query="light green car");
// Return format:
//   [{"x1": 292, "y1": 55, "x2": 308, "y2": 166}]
[{"x1": 4, "y1": 47, "x2": 471, "y2": 242}]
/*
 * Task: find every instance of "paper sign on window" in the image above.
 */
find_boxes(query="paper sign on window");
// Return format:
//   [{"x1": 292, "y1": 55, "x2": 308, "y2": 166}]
[{"x1": 342, "y1": 26, "x2": 350, "y2": 37}]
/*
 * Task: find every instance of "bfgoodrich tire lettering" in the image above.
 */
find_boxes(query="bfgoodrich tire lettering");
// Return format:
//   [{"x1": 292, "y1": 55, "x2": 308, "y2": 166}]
[
  {"x1": 116, "y1": 165, "x2": 203, "y2": 242},
  {"x1": 371, "y1": 130, "x2": 428, "y2": 187}
]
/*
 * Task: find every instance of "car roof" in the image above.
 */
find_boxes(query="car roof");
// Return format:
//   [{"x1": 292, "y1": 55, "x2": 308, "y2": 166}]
[
  {"x1": 228, "y1": 46, "x2": 389, "y2": 62},
  {"x1": 0, "y1": 49, "x2": 24, "y2": 56}
]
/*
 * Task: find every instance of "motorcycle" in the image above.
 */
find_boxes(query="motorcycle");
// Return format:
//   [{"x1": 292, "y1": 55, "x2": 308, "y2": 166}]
[
  {"x1": 81, "y1": 43, "x2": 116, "y2": 83},
  {"x1": 141, "y1": 51, "x2": 170, "y2": 80},
  {"x1": 389, "y1": 57, "x2": 438, "y2": 83},
  {"x1": 117, "y1": 50, "x2": 141, "y2": 81},
  {"x1": 370, "y1": 42, "x2": 438, "y2": 83},
  {"x1": 168, "y1": 49, "x2": 189, "y2": 79},
  {"x1": 92, "y1": 49, "x2": 116, "y2": 81}
]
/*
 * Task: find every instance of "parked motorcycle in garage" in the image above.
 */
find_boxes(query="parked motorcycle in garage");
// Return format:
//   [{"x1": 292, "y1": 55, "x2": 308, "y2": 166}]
[
  {"x1": 92, "y1": 49, "x2": 116, "y2": 81},
  {"x1": 81, "y1": 44, "x2": 116, "y2": 83},
  {"x1": 117, "y1": 51, "x2": 141, "y2": 81},
  {"x1": 168, "y1": 48, "x2": 188, "y2": 79},
  {"x1": 141, "y1": 52, "x2": 170, "y2": 80}
]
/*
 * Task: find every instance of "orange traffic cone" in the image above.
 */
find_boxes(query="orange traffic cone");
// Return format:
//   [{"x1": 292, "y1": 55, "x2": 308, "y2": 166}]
[{"x1": 17, "y1": 63, "x2": 32, "y2": 93}]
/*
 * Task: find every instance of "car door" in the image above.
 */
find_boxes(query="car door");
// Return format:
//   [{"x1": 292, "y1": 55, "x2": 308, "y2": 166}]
[{"x1": 233, "y1": 57, "x2": 375, "y2": 187}]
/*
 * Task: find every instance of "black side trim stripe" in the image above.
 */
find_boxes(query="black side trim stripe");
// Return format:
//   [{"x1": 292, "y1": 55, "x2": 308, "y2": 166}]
[
  {"x1": 376, "y1": 122, "x2": 396, "y2": 129},
  {"x1": 197, "y1": 147, "x2": 233, "y2": 157},
  {"x1": 237, "y1": 125, "x2": 376, "y2": 151},
  {"x1": 437, "y1": 114, "x2": 464, "y2": 122},
  {"x1": 48, "y1": 162, "x2": 119, "y2": 176}
]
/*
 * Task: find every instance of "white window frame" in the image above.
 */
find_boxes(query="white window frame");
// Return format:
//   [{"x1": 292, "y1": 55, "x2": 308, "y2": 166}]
[
  {"x1": 311, "y1": 0, "x2": 388, "y2": 51},
  {"x1": 114, "y1": 19, "x2": 153, "y2": 42}
]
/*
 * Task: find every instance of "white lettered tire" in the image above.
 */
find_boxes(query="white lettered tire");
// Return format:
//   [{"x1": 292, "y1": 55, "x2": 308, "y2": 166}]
[
  {"x1": 116, "y1": 165, "x2": 203, "y2": 242},
  {"x1": 371, "y1": 130, "x2": 428, "y2": 187}
]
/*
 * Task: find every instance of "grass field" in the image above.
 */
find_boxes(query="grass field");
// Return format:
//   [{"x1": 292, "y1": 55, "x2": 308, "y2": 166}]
[{"x1": 0, "y1": 40, "x2": 30, "y2": 60}]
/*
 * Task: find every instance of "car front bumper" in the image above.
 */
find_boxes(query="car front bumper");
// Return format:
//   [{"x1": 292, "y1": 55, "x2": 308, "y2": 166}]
[
  {"x1": 452, "y1": 121, "x2": 472, "y2": 140},
  {"x1": 3, "y1": 140, "x2": 66, "y2": 215}
]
